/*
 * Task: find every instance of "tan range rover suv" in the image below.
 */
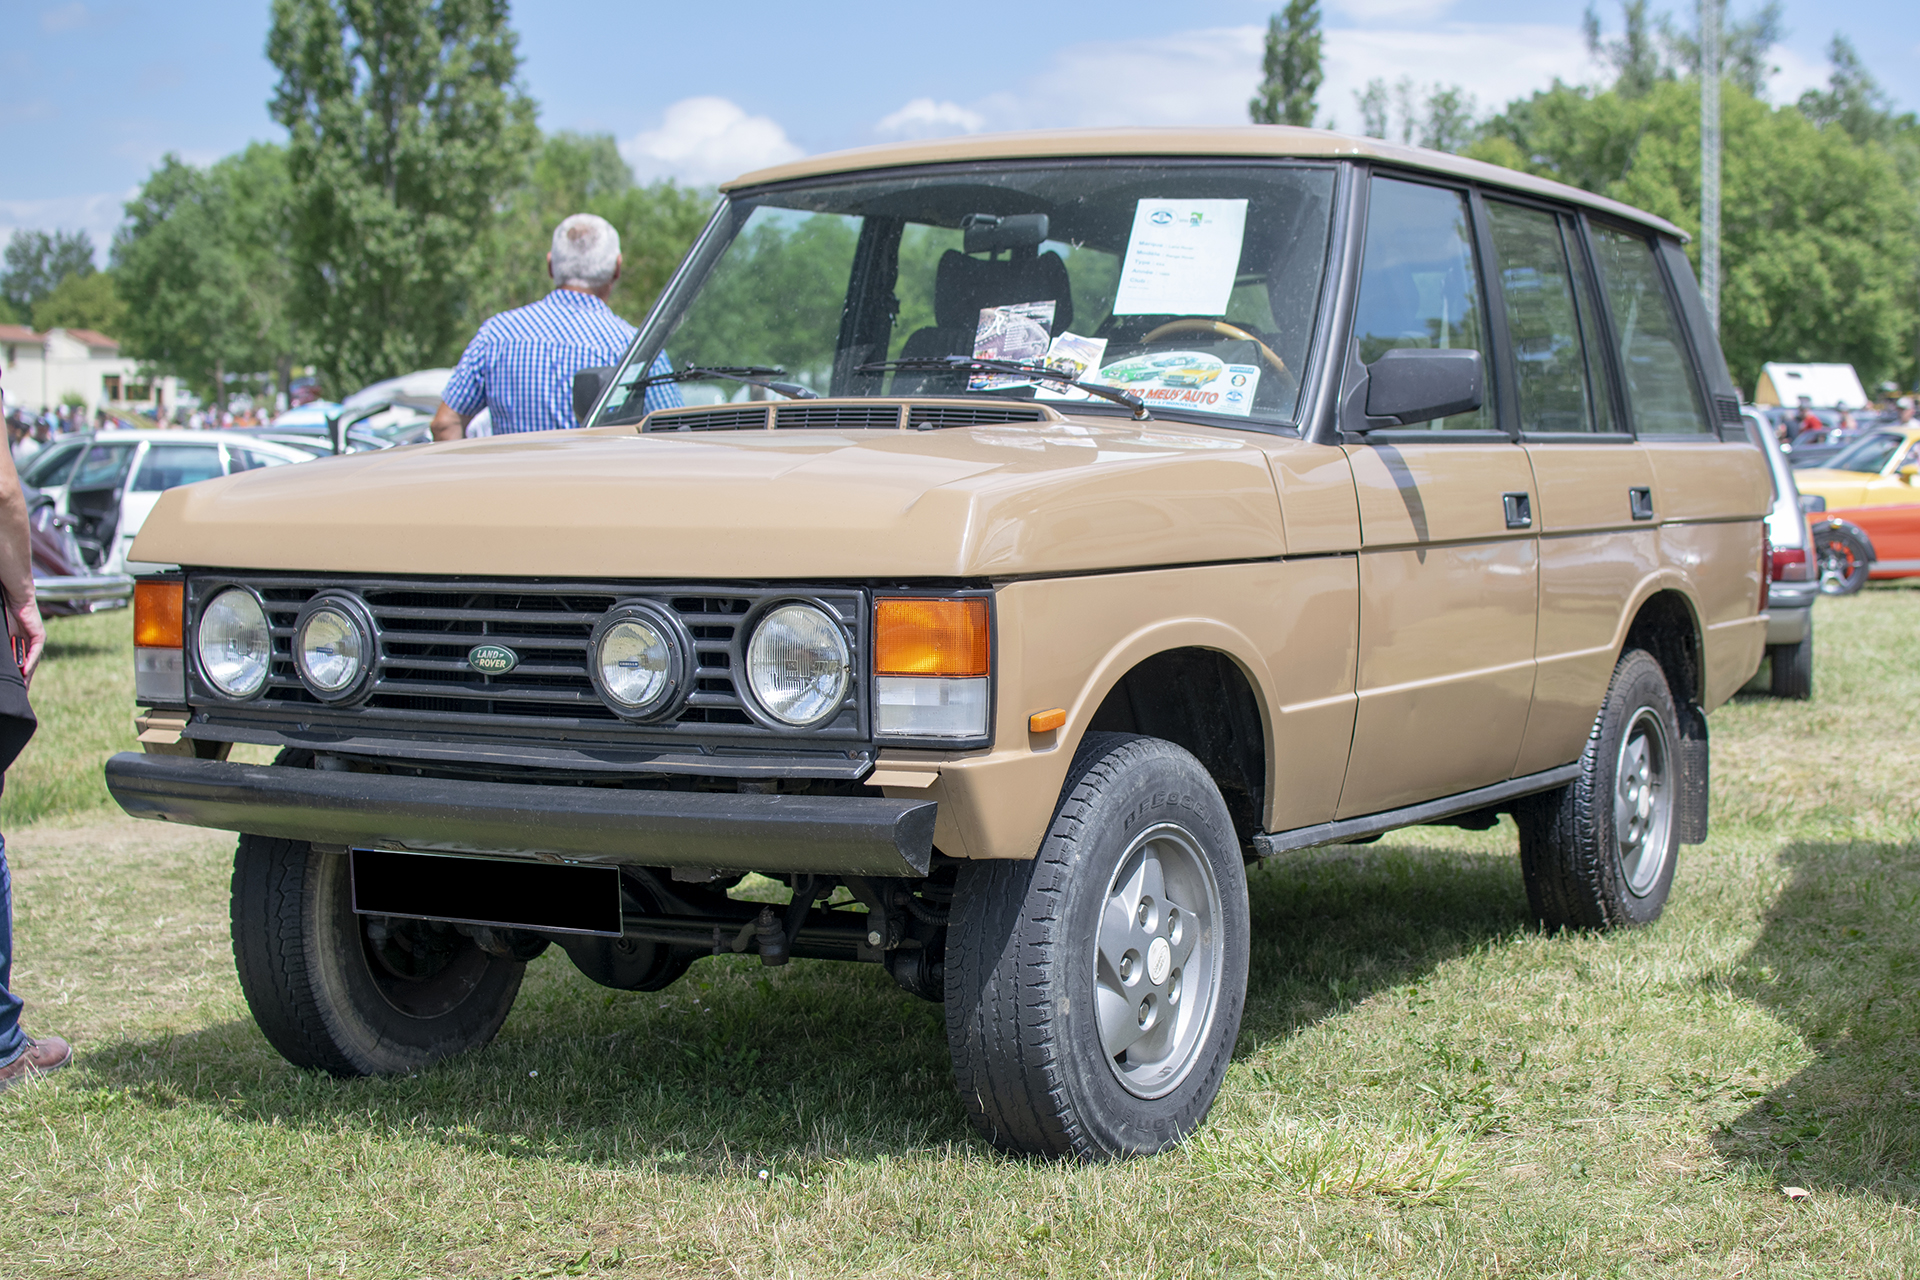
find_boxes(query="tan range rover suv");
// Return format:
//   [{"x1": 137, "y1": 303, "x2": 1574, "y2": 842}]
[{"x1": 107, "y1": 128, "x2": 1769, "y2": 1160}]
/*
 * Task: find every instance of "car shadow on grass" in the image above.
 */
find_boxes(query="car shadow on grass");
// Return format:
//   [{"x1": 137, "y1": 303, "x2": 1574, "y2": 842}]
[
  {"x1": 74, "y1": 837, "x2": 1535, "y2": 1171},
  {"x1": 1712, "y1": 839, "x2": 1920, "y2": 1204},
  {"x1": 1238, "y1": 835, "x2": 1534, "y2": 1050}
]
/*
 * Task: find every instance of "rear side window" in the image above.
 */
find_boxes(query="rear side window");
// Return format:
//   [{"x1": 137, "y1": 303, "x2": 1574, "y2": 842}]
[
  {"x1": 1486, "y1": 201, "x2": 1608, "y2": 433},
  {"x1": 131, "y1": 444, "x2": 224, "y2": 492},
  {"x1": 226, "y1": 445, "x2": 292, "y2": 472},
  {"x1": 1351, "y1": 177, "x2": 1496, "y2": 432},
  {"x1": 1591, "y1": 226, "x2": 1711, "y2": 436}
]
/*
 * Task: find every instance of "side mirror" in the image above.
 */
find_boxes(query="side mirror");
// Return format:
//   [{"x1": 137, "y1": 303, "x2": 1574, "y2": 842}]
[
  {"x1": 573, "y1": 366, "x2": 617, "y2": 424},
  {"x1": 1902, "y1": 465, "x2": 1919, "y2": 484},
  {"x1": 1361, "y1": 348, "x2": 1484, "y2": 428}
]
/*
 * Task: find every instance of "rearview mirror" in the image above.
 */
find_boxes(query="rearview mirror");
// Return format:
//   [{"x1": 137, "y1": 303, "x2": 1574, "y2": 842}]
[
  {"x1": 573, "y1": 366, "x2": 617, "y2": 423},
  {"x1": 963, "y1": 212, "x2": 1049, "y2": 255},
  {"x1": 1361, "y1": 348, "x2": 1484, "y2": 428}
]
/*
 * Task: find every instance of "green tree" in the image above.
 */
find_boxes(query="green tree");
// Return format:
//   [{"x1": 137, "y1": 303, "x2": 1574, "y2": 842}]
[
  {"x1": 267, "y1": 0, "x2": 537, "y2": 394},
  {"x1": 1658, "y1": 1, "x2": 1783, "y2": 96},
  {"x1": 1470, "y1": 79, "x2": 1920, "y2": 391},
  {"x1": 1, "y1": 229, "x2": 95, "y2": 318},
  {"x1": 1249, "y1": 0, "x2": 1323, "y2": 128},
  {"x1": 1583, "y1": 0, "x2": 1671, "y2": 100},
  {"x1": 112, "y1": 156, "x2": 247, "y2": 407},
  {"x1": 471, "y1": 130, "x2": 709, "y2": 332},
  {"x1": 213, "y1": 143, "x2": 301, "y2": 404},
  {"x1": 32, "y1": 270, "x2": 126, "y2": 335}
]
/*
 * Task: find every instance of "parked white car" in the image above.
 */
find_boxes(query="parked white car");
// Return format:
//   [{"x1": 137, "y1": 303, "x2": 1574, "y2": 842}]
[{"x1": 18, "y1": 431, "x2": 315, "y2": 575}]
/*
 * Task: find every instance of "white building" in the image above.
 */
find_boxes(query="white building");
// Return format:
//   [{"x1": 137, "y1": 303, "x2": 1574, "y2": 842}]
[{"x1": 0, "y1": 324, "x2": 182, "y2": 417}]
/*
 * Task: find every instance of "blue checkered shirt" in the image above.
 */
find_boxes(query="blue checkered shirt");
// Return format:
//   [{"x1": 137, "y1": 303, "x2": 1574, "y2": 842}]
[{"x1": 442, "y1": 289, "x2": 681, "y2": 433}]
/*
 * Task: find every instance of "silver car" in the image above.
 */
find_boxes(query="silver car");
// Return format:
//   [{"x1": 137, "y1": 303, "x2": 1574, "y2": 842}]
[{"x1": 1743, "y1": 409, "x2": 1817, "y2": 698}]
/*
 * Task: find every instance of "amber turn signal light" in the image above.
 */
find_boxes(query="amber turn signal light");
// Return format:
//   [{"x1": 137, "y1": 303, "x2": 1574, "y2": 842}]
[
  {"x1": 134, "y1": 581, "x2": 185, "y2": 649},
  {"x1": 874, "y1": 597, "x2": 989, "y2": 676},
  {"x1": 1028, "y1": 708, "x2": 1066, "y2": 734}
]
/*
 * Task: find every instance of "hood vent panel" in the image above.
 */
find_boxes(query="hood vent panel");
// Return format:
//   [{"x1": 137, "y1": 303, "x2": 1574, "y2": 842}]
[{"x1": 642, "y1": 399, "x2": 1058, "y2": 434}]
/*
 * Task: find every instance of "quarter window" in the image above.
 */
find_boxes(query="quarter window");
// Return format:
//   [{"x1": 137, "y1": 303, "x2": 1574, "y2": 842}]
[
  {"x1": 1591, "y1": 226, "x2": 1711, "y2": 435},
  {"x1": 1352, "y1": 177, "x2": 1495, "y2": 431}
]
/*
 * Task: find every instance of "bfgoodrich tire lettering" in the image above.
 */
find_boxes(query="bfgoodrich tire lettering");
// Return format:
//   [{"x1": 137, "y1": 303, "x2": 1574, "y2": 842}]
[
  {"x1": 944, "y1": 732, "x2": 1250, "y2": 1159},
  {"x1": 1518, "y1": 649, "x2": 1682, "y2": 931},
  {"x1": 230, "y1": 834, "x2": 525, "y2": 1075}
]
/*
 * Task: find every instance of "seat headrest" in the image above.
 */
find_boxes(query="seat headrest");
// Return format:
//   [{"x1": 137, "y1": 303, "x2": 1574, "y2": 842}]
[{"x1": 933, "y1": 250, "x2": 1074, "y2": 335}]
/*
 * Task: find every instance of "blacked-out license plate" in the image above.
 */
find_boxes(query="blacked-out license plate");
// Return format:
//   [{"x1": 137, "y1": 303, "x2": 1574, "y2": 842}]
[{"x1": 350, "y1": 849, "x2": 622, "y2": 936}]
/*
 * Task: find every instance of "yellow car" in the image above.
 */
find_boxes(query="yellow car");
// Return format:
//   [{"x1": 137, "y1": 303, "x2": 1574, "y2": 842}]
[{"x1": 1792, "y1": 426, "x2": 1920, "y2": 587}]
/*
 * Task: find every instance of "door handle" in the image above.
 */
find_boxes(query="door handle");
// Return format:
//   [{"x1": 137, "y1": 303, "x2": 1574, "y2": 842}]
[
  {"x1": 1502, "y1": 492, "x2": 1532, "y2": 529},
  {"x1": 1629, "y1": 487, "x2": 1655, "y2": 520}
]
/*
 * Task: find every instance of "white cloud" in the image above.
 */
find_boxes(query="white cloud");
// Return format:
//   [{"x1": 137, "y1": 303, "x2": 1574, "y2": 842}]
[
  {"x1": 1329, "y1": 0, "x2": 1458, "y2": 22},
  {"x1": 945, "y1": 24, "x2": 1600, "y2": 137},
  {"x1": 1761, "y1": 43, "x2": 1828, "y2": 106},
  {"x1": 0, "y1": 191, "x2": 133, "y2": 262},
  {"x1": 876, "y1": 98, "x2": 987, "y2": 140},
  {"x1": 619, "y1": 97, "x2": 803, "y2": 187},
  {"x1": 39, "y1": 2, "x2": 91, "y2": 34}
]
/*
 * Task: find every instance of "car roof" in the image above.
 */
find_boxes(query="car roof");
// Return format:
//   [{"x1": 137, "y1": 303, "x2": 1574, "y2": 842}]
[
  {"x1": 81, "y1": 430, "x2": 314, "y2": 458},
  {"x1": 724, "y1": 125, "x2": 1687, "y2": 241}
]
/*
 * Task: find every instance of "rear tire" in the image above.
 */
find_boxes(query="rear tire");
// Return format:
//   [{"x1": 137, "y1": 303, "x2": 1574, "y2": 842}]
[
  {"x1": 1767, "y1": 616, "x2": 1814, "y2": 700},
  {"x1": 1814, "y1": 523, "x2": 1871, "y2": 595},
  {"x1": 231, "y1": 834, "x2": 525, "y2": 1075},
  {"x1": 1518, "y1": 650, "x2": 1681, "y2": 931},
  {"x1": 944, "y1": 733, "x2": 1249, "y2": 1160}
]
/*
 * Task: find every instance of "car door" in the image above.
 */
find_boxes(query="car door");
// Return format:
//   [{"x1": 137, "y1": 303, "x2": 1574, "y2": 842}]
[
  {"x1": 1335, "y1": 174, "x2": 1539, "y2": 818},
  {"x1": 1588, "y1": 222, "x2": 1769, "y2": 702},
  {"x1": 1483, "y1": 199, "x2": 1660, "y2": 775},
  {"x1": 115, "y1": 442, "x2": 226, "y2": 571},
  {"x1": 64, "y1": 440, "x2": 138, "y2": 565},
  {"x1": 1847, "y1": 433, "x2": 1920, "y2": 570}
]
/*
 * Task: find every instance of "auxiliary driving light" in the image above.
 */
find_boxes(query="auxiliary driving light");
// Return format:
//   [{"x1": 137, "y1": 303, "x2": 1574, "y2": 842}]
[
  {"x1": 294, "y1": 597, "x2": 370, "y2": 699},
  {"x1": 589, "y1": 602, "x2": 689, "y2": 719}
]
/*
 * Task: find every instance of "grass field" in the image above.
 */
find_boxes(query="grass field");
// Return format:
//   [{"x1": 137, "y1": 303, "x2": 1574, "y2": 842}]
[{"x1": 1, "y1": 588, "x2": 1916, "y2": 1277}]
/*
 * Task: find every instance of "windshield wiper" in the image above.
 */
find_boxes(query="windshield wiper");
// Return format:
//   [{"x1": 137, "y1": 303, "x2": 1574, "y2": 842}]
[
  {"x1": 854, "y1": 356, "x2": 1150, "y2": 420},
  {"x1": 631, "y1": 364, "x2": 818, "y2": 400}
]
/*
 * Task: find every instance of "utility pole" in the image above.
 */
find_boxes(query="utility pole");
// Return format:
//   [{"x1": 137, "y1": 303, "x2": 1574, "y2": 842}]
[{"x1": 1699, "y1": 0, "x2": 1722, "y2": 333}]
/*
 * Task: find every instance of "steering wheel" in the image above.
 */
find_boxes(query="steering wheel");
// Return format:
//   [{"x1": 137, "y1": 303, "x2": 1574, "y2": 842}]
[{"x1": 1142, "y1": 319, "x2": 1291, "y2": 381}]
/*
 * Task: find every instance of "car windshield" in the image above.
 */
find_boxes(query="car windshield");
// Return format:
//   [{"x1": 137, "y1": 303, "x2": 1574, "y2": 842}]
[
  {"x1": 19, "y1": 440, "x2": 84, "y2": 487},
  {"x1": 597, "y1": 161, "x2": 1338, "y2": 429},
  {"x1": 1823, "y1": 431, "x2": 1903, "y2": 475}
]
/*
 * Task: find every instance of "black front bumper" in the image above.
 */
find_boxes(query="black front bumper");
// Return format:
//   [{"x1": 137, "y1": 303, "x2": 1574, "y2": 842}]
[{"x1": 104, "y1": 752, "x2": 937, "y2": 877}]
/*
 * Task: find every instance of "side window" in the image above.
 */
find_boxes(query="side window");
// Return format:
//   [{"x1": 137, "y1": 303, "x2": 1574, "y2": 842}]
[
  {"x1": 20, "y1": 440, "x2": 84, "y2": 488},
  {"x1": 1352, "y1": 177, "x2": 1495, "y2": 431},
  {"x1": 131, "y1": 444, "x2": 224, "y2": 492},
  {"x1": 71, "y1": 443, "x2": 135, "y2": 489},
  {"x1": 225, "y1": 445, "x2": 291, "y2": 473},
  {"x1": 1590, "y1": 226, "x2": 1711, "y2": 436},
  {"x1": 1486, "y1": 201, "x2": 1598, "y2": 433}
]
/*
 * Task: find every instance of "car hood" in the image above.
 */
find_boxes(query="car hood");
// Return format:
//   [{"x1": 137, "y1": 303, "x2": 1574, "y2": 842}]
[{"x1": 131, "y1": 418, "x2": 1288, "y2": 578}]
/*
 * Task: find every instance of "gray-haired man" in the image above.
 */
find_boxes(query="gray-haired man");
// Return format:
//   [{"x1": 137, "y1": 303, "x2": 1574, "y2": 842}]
[{"x1": 431, "y1": 214, "x2": 682, "y2": 440}]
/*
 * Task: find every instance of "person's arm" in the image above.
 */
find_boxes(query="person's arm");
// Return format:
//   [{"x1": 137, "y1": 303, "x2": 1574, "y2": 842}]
[
  {"x1": 0, "y1": 395, "x2": 45, "y2": 682},
  {"x1": 430, "y1": 400, "x2": 474, "y2": 442}
]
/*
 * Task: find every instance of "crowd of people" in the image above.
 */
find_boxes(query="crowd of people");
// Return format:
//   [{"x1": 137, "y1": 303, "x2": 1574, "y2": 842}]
[{"x1": 1764, "y1": 392, "x2": 1917, "y2": 449}]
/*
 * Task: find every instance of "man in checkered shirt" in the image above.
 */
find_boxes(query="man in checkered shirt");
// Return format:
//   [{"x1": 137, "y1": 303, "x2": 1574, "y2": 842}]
[{"x1": 431, "y1": 214, "x2": 682, "y2": 440}]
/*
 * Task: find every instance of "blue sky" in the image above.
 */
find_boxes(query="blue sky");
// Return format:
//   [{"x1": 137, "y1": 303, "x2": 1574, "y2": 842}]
[{"x1": 4, "y1": 0, "x2": 1915, "y2": 258}]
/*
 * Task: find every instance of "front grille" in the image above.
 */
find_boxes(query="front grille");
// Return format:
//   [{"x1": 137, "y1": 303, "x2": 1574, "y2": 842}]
[{"x1": 188, "y1": 576, "x2": 866, "y2": 746}]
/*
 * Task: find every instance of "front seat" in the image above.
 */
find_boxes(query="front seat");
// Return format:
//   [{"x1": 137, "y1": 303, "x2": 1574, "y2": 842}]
[{"x1": 895, "y1": 249, "x2": 1074, "y2": 394}]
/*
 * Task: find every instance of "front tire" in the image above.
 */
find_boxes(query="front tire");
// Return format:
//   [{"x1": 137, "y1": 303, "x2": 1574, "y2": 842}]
[
  {"x1": 231, "y1": 834, "x2": 525, "y2": 1076},
  {"x1": 944, "y1": 733, "x2": 1249, "y2": 1159},
  {"x1": 1518, "y1": 650, "x2": 1681, "y2": 931}
]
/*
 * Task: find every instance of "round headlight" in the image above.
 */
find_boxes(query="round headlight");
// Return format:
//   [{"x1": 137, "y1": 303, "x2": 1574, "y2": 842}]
[
  {"x1": 197, "y1": 587, "x2": 271, "y2": 698},
  {"x1": 589, "y1": 602, "x2": 687, "y2": 719},
  {"x1": 295, "y1": 603, "x2": 366, "y2": 696},
  {"x1": 746, "y1": 603, "x2": 850, "y2": 727}
]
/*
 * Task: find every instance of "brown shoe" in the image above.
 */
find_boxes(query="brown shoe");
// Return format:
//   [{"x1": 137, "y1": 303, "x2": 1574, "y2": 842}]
[{"x1": 0, "y1": 1035, "x2": 72, "y2": 1092}]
